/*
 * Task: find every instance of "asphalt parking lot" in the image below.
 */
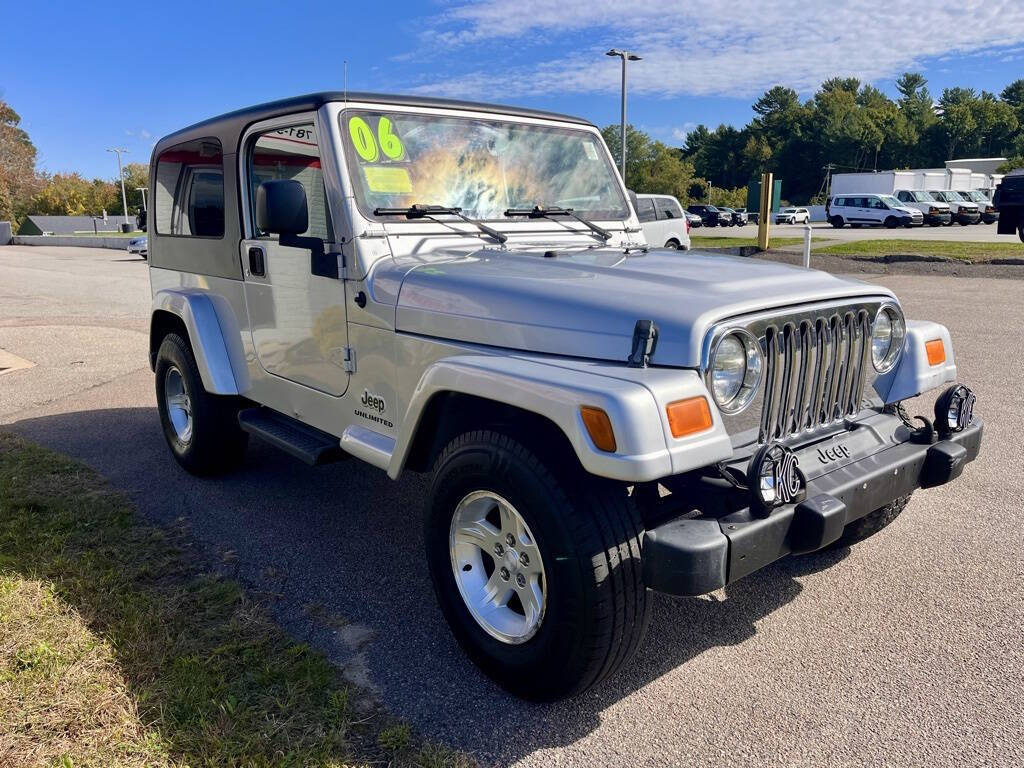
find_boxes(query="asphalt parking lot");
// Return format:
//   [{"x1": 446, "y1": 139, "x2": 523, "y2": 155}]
[{"x1": 1, "y1": 244, "x2": 1022, "y2": 768}]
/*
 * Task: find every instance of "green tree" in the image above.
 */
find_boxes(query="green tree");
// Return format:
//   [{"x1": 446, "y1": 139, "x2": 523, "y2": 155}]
[
  {"x1": 602, "y1": 124, "x2": 698, "y2": 203},
  {"x1": 0, "y1": 100, "x2": 42, "y2": 228}
]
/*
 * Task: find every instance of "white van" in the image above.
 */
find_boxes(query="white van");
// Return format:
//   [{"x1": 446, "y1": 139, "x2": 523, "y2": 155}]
[
  {"x1": 894, "y1": 190, "x2": 952, "y2": 226},
  {"x1": 827, "y1": 194, "x2": 923, "y2": 228},
  {"x1": 635, "y1": 193, "x2": 691, "y2": 249}
]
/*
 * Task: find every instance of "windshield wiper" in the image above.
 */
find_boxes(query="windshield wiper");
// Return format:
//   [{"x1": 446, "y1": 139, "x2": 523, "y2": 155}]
[
  {"x1": 374, "y1": 204, "x2": 507, "y2": 244},
  {"x1": 504, "y1": 205, "x2": 612, "y2": 242}
]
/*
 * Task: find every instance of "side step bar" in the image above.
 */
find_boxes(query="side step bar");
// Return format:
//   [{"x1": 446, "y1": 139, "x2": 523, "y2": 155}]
[{"x1": 238, "y1": 407, "x2": 345, "y2": 465}]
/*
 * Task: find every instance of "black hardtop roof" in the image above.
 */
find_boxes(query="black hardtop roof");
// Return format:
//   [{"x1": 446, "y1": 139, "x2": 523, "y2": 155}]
[{"x1": 154, "y1": 91, "x2": 594, "y2": 154}]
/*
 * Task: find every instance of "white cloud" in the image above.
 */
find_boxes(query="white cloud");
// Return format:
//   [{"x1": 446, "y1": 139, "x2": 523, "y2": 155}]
[
  {"x1": 672, "y1": 122, "x2": 698, "y2": 141},
  {"x1": 413, "y1": 0, "x2": 1024, "y2": 99}
]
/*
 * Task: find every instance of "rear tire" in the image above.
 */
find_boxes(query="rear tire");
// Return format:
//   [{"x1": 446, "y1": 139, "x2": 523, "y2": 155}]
[
  {"x1": 155, "y1": 333, "x2": 248, "y2": 475},
  {"x1": 424, "y1": 430, "x2": 650, "y2": 701},
  {"x1": 834, "y1": 495, "x2": 912, "y2": 548},
  {"x1": 664, "y1": 239, "x2": 680, "y2": 250}
]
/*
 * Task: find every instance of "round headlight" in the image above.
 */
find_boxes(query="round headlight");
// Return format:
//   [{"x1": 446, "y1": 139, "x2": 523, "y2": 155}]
[
  {"x1": 709, "y1": 330, "x2": 763, "y2": 413},
  {"x1": 871, "y1": 304, "x2": 905, "y2": 373}
]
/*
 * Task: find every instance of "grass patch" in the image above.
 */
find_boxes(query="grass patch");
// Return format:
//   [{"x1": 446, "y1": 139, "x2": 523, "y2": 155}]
[
  {"x1": 0, "y1": 432, "x2": 474, "y2": 767},
  {"x1": 816, "y1": 238, "x2": 1024, "y2": 263},
  {"x1": 690, "y1": 235, "x2": 806, "y2": 248}
]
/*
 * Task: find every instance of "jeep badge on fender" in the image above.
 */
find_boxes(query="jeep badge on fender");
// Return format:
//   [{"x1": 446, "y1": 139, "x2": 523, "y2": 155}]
[{"x1": 146, "y1": 91, "x2": 983, "y2": 701}]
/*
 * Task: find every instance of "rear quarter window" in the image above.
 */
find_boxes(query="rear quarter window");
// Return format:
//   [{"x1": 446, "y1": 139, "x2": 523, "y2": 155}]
[{"x1": 155, "y1": 138, "x2": 224, "y2": 238}]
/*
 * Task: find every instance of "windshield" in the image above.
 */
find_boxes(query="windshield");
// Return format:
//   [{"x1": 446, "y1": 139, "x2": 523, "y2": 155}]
[
  {"x1": 340, "y1": 110, "x2": 628, "y2": 222},
  {"x1": 880, "y1": 195, "x2": 903, "y2": 208},
  {"x1": 782, "y1": 207, "x2": 796, "y2": 213},
  {"x1": 909, "y1": 191, "x2": 934, "y2": 202},
  {"x1": 964, "y1": 190, "x2": 986, "y2": 202}
]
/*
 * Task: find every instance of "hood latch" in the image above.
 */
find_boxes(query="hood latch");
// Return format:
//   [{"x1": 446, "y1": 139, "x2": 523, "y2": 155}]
[{"x1": 627, "y1": 320, "x2": 659, "y2": 368}]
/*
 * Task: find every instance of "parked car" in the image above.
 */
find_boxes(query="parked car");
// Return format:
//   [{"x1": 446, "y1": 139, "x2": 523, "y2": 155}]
[
  {"x1": 927, "y1": 190, "x2": 981, "y2": 225},
  {"x1": 128, "y1": 235, "x2": 148, "y2": 259},
  {"x1": 730, "y1": 208, "x2": 749, "y2": 226},
  {"x1": 686, "y1": 204, "x2": 728, "y2": 227},
  {"x1": 775, "y1": 207, "x2": 810, "y2": 224},
  {"x1": 827, "y1": 194, "x2": 923, "y2": 228},
  {"x1": 146, "y1": 91, "x2": 982, "y2": 701},
  {"x1": 894, "y1": 190, "x2": 951, "y2": 227},
  {"x1": 634, "y1": 193, "x2": 691, "y2": 249},
  {"x1": 960, "y1": 190, "x2": 999, "y2": 224},
  {"x1": 684, "y1": 210, "x2": 703, "y2": 228},
  {"x1": 993, "y1": 173, "x2": 1024, "y2": 242},
  {"x1": 716, "y1": 207, "x2": 737, "y2": 226}
]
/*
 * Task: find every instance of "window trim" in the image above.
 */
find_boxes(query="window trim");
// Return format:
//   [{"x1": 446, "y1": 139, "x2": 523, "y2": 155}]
[{"x1": 154, "y1": 136, "x2": 226, "y2": 241}]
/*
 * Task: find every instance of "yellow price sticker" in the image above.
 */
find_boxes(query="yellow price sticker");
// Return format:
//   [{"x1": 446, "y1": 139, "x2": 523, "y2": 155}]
[{"x1": 363, "y1": 166, "x2": 412, "y2": 194}]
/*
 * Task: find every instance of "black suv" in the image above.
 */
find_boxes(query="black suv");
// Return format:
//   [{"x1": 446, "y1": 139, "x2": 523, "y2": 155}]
[
  {"x1": 994, "y1": 174, "x2": 1024, "y2": 242},
  {"x1": 686, "y1": 204, "x2": 728, "y2": 227}
]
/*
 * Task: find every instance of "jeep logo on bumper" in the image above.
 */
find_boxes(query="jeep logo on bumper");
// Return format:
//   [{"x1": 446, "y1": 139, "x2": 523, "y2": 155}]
[{"x1": 748, "y1": 442, "x2": 805, "y2": 515}]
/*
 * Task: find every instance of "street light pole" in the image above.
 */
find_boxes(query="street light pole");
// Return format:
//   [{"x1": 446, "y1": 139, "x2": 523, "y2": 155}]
[
  {"x1": 107, "y1": 147, "x2": 130, "y2": 228},
  {"x1": 606, "y1": 49, "x2": 641, "y2": 183}
]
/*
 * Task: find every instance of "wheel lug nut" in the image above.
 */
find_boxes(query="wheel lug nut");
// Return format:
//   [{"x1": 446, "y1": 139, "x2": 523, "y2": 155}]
[
  {"x1": 520, "y1": 553, "x2": 529, "y2": 566},
  {"x1": 506, "y1": 533, "x2": 515, "y2": 547},
  {"x1": 494, "y1": 543, "x2": 504, "y2": 557},
  {"x1": 500, "y1": 567, "x2": 510, "y2": 581},
  {"x1": 516, "y1": 573, "x2": 526, "y2": 588}
]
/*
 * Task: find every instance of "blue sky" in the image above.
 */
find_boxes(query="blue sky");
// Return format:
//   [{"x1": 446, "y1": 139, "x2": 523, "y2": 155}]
[{"x1": 3, "y1": 0, "x2": 1024, "y2": 179}]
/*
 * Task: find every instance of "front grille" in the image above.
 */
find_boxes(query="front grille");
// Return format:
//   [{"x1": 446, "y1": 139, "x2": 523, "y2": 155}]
[{"x1": 759, "y1": 310, "x2": 872, "y2": 442}]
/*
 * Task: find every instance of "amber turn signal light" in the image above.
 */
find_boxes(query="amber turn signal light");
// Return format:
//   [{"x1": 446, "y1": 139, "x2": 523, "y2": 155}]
[
  {"x1": 580, "y1": 406, "x2": 616, "y2": 452},
  {"x1": 925, "y1": 339, "x2": 946, "y2": 366},
  {"x1": 666, "y1": 396, "x2": 713, "y2": 438}
]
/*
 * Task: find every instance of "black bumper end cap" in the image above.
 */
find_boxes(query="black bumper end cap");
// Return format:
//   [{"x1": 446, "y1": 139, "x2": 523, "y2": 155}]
[
  {"x1": 643, "y1": 518, "x2": 728, "y2": 596},
  {"x1": 789, "y1": 493, "x2": 848, "y2": 554},
  {"x1": 921, "y1": 440, "x2": 968, "y2": 488}
]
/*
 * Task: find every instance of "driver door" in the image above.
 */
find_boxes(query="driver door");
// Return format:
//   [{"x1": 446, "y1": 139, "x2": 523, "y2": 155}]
[{"x1": 240, "y1": 117, "x2": 349, "y2": 396}]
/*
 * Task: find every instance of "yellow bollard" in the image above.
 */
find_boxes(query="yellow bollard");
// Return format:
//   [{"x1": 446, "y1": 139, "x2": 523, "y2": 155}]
[{"x1": 757, "y1": 172, "x2": 773, "y2": 251}]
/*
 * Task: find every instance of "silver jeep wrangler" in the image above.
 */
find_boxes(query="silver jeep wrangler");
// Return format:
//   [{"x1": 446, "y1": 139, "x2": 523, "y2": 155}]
[{"x1": 147, "y1": 92, "x2": 982, "y2": 700}]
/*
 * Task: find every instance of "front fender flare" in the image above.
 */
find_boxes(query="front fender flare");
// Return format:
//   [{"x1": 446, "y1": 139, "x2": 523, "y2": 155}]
[
  {"x1": 152, "y1": 289, "x2": 249, "y2": 395},
  {"x1": 388, "y1": 355, "x2": 732, "y2": 483}
]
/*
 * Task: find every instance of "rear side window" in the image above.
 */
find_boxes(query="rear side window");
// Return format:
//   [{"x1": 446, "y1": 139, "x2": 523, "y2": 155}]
[
  {"x1": 154, "y1": 138, "x2": 224, "y2": 237},
  {"x1": 658, "y1": 197, "x2": 683, "y2": 219},
  {"x1": 636, "y1": 197, "x2": 657, "y2": 223}
]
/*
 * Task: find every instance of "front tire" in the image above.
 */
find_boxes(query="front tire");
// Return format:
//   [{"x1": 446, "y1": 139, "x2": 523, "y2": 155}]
[
  {"x1": 155, "y1": 333, "x2": 248, "y2": 475},
  {"x1": 830, "y1": 216, "x2": 844, "y2": 228},
  {"x1": 425, "y1": 431, "x2": 650, "y2": 700}
]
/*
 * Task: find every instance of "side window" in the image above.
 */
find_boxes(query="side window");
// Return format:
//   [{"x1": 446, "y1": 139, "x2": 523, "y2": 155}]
[
  {"x1": 248, "y1": 124, "x2": 331, "y2": 240},
  {"x1": 897, "y1": 191, "x2": 909, "y2": 202},
  {"x1": 636, "y1": 198, "x2": 657, "y2": 223},
  {"x1": 155, "y1": 138, "x2": 224, "y2": 237},
  {"x1": 660, "y1": 198, "x2": 682, "y2": 219}
]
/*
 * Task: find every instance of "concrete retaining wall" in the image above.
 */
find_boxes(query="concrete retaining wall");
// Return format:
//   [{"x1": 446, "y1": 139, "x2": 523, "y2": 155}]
[
  {"x1": 0, "y1": 222, "x2": 11, "y2": 245},
  {"x1": 10, "y1": 235, "x2": 131, "y2": 249}
]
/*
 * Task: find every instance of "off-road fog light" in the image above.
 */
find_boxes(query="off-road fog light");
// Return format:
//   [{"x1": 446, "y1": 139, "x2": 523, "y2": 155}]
[
  {"x1": 708, "y1": 330, "x2": 763, "y2": 414},
  {"x1": 934, "y1": 384, "x2": 976, "y2": 437},
  {"x1": 871, "y1": 303, "x2": 906, "y2": 373}
]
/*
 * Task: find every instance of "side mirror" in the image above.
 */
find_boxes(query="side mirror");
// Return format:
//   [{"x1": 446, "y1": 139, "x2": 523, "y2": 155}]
[
  {"x1": 256, "y1": 179, "x2": 308, "y2": 235},
  {"x1": 255, "y1": 179, "x2": 339, "y2": 279}
]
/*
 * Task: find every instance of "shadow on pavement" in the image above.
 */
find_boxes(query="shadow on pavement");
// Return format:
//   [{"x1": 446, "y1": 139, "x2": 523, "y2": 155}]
[{"x1": 11, "y1": 406, "x2": 818, "y2": 766}]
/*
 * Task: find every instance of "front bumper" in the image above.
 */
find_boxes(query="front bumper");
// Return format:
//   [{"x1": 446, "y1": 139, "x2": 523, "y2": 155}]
[
  {"x1": 925, "y1": 212, "x2": 952, "y2": 225},
  {"x1": 643, "y1": 415, "x2": 983, "y2": 596},
  {"x1": 982, "y1": 211, "x2": 999, "y2": 224},
  {"x1": 956, "y1": 210, "x2": 982, "y2": 224}
]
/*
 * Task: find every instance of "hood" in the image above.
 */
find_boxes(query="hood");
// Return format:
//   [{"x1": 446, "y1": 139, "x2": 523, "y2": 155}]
[{"x1": 386, "y1": 247, "x2": 895, "y2": 367}]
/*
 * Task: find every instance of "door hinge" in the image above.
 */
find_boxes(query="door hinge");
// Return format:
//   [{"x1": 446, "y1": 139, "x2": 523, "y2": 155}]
[{"x1": 343, "y1": 347, "x2": 356, "y2": 373}]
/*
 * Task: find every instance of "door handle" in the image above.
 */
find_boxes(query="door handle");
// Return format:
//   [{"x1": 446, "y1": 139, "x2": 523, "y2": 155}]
[{"x1": 248, "y1": 246, "x2": 266, "y2": 276}]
